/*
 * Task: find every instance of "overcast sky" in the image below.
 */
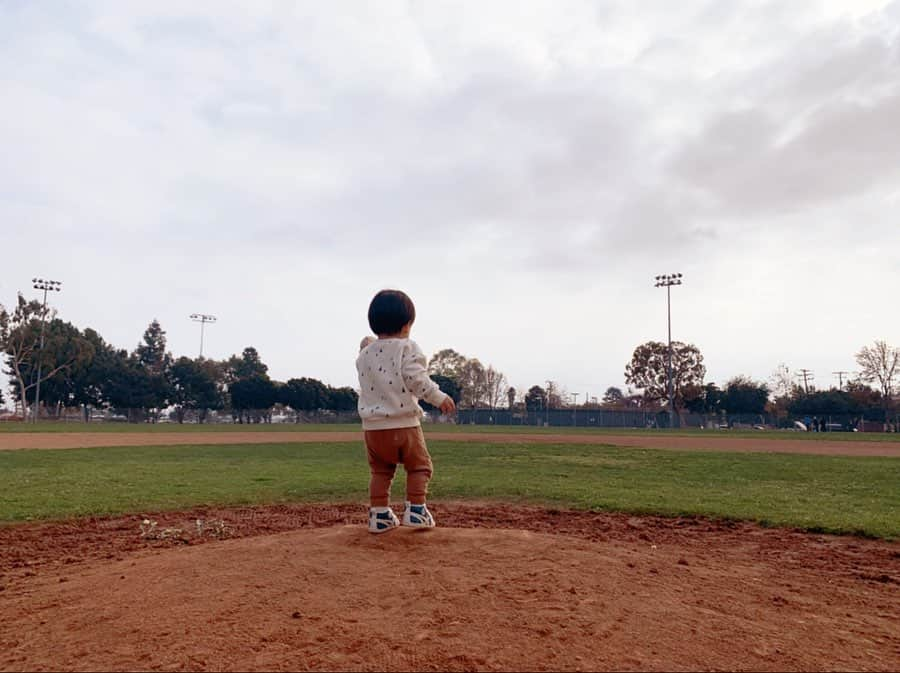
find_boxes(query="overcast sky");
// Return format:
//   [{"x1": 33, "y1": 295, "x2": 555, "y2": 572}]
[{"x1": 2, "y1": 0, "x2": 899, "y2": 402}]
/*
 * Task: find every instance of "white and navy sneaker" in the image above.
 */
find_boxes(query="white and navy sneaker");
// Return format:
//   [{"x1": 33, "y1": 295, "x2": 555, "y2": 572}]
[
  {"x1": 402, "y1": 502, "x2": 436, "y2": 529},
  {"x1": 368, "y1": 507, "x2": 400, "y2": 534}
]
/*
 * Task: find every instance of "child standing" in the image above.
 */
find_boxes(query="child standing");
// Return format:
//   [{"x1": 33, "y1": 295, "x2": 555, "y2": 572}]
[{"x1": 356, "y1": 290, "x2": 456, "y2": 534}]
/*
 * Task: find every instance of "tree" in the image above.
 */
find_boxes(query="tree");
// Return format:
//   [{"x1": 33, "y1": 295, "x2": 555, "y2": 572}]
[
  {"x1": 281, "y1": 377, "x2": 330, "y2": 415},
  {"x1": 327, "y1": 386, "x2": 359, "y2": 412},
  {"x1": 458, "y1": 358, "x2": 486, "y2": 408},
  {"x1": 841, "y1": 381, "x2": 885, "y2": 423},
  {"x1": 788, "y1": 390, "x2": 859, "y2": 418},
  {"x1": 722, "y1": 376, "x2": 770, "y2": 415},
  {"x1": 856, "y1": 341, "x2": 899, "y2": 411},
  {"x1": 624, "y1": 341, "x2": 706, "y2": 413},
  {"x1": 428, "y1": 349, "x2": 467, "y2": 379},
  {"x1": 601, "y1": 386, "x2": 624, "y2": 407},
  {"x1": 169, "y1": 357, "x2": 223, "y2": 423},
  {"x1": 132, "y1": 320, "x2": 172, "y2": 419},
  {"x1": 483, "y1": 366, "x2": 508, "y2": 409},
  {"x1": 524, "y1": 385, "x2": 547, "y2": 411},
  {"x1": 64, "y1": 328, "x2": 108, "y2": 416},
  {"x1": 229, "y1": 376, "x2": 277, "y2": 423},
  {"x1": 684, "y1": 382, "x2": 723, "y2": 415},
  {"x1": 419, "y1": 375, "x2": 461, "y2": 413},
  {"x1": 135, "y1": 320, "x2": 170, "y2": 376},
  {"x1": 427, "y1": 348, "x2": 507, "y2": 410},
  {"x1": 62, "y1": 328, "x2": 137, "y2": 420},
  {"x1": 104, "y1": 350, "x2": 159, "y2": 422},
  {"x1": 23, "y1": 320, "x2": 96, "y2": 416},
  {"x1": 1, "y1": 294, "x2": 90, "y2": 419},
  {"x1": 545, "y1": 381, "x2": 564, "y2": 409},
  {"x1": 228, "y1": 347, "x2": 269, "y2": 382},
  {"x1": 506, "y1": 386, "x2": 516, "y2": 410},
  {"x1": 769, "y1": 363, "x2": 797, "y2": 399}
]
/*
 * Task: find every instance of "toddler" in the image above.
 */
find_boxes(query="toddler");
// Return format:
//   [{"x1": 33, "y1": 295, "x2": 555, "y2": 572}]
[{"x1": 356, "y1": 289, "x2": 456, "y2": 533}]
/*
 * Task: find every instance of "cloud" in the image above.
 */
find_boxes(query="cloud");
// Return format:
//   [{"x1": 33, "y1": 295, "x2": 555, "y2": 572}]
[
  {"x1": 668, "y1": 11, "x2": 900, "y2": 216},
  {"x1": 2, "y1": 1, "x2": 899, "y2": 396}
]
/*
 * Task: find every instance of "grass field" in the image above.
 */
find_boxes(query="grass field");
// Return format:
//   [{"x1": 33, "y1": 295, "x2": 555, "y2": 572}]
[
  {"x1": 2, "y1": 420, "x2": 900, "y2": 442},
  {"x1": 2, "y1": 439, "x2": 897, "y2": 538}
]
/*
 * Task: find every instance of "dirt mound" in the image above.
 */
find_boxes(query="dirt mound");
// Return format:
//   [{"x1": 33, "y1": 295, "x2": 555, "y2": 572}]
[{"x1": 1, "y1": 504, "x2": 898, "y2": 671}]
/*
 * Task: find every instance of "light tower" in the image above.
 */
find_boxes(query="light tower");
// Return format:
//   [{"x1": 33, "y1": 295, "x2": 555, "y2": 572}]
[
  {"x1": 571, "y1": 392, "x2": 579, "y2": 426},
  {"x1": 654, "y1": 273, "x2": 683, "y2": 428},
  {"x1": 32, "y1": 278, "x2": 62, "y2": 423},
  {"x1": 190, "y1": 314, "x2": 217, "y2": 358}
]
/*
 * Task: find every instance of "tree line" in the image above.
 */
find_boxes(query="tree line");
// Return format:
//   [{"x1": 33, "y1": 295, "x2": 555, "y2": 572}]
[
  {"x1": 0, "y1": 295, "x2": 356, "y2": 423},
  {"x1": 3, "y1": 291, "x2": 896, "y2": 426},
  {"x1": 615, "y1": 339, "x2": 898, "y2": 426},
  {"x1": 435, "y1": 339, "x2": 898, "y2": 429}
]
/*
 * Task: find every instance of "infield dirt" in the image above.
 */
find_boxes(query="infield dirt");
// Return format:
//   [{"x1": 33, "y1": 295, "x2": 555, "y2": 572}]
[{"x1": 1, "y1": 502, "x2": 898, "y2": 671}]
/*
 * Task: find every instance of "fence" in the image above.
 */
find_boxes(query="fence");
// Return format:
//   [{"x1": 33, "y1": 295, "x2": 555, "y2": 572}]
[
  {"x1": 13, "y1": 404, "x2": 900, "y2": 432},
  {"x1": 454, "y1": 408, "x2": 778, "y2": 429},
  {"x1": 454, "y1": 408, "x2": 900, "y2": 431}
]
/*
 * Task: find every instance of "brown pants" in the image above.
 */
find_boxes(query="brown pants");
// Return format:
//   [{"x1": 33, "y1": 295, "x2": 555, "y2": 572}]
[{"x1": 364, "y1": 426, "x2": 433, "y2": 507}]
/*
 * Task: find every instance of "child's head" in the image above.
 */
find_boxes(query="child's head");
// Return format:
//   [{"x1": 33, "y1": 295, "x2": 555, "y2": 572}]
[{"x1": 368, "y1": 289, "x2": 415, "y2": 337}]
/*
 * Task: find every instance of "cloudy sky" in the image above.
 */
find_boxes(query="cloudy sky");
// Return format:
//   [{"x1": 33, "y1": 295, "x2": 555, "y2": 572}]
[{"x1": 2, "y1": 0, "x2": 899, "y2": 401}]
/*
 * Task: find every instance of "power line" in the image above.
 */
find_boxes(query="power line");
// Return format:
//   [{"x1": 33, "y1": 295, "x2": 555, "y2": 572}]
[
  {"x1": 832, "y1": 371, "x2": 851, "y2": 390},
  {"x1": 796, "y1": 369, "x2": 814, "y2": 394}
]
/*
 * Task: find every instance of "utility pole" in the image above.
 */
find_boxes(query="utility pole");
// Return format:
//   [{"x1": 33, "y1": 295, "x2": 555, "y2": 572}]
[
  {"x1": 190, "y1": 314, "x2": 217, "y2": 358},
  {"x1": 31, "y1": 278, "x2": 62, "y2": 423},
  {"x1": 832, "y1": 371, "x2": 850, "y2": 390},
  {"x1": 654, "y1": 273, "x2": 683, "y2": 428},
  {"x1": 796, "y1": 369, "x2": 814, "y2": 394}
]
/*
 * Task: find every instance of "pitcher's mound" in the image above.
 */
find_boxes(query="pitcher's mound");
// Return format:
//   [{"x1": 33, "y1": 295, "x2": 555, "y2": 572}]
[{"x1": 1, "y1": 522, "x2": 898, "y2": 671}]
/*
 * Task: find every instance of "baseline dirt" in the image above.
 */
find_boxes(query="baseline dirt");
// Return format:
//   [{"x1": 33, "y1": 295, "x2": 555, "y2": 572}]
[
  {"x1": 1, "y1": 503, "x2": 898, "y2": 671},
  {"x1": 1, "y1": 430, "x2": 899, "y2": 456}
]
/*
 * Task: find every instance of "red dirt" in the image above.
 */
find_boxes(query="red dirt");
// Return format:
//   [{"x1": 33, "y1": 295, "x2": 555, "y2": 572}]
[
  {"x1": 1, "y1": 430, "x2": 898, "y2": 456},
  {"x1": 1, "y1": 503, "x2": 898, "y2": 671}
]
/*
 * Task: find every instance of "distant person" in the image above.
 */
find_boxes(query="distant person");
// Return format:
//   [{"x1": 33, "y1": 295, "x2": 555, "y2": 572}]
[{"x1": 356, "y1": 289, "x2": 456, "y2": 534}]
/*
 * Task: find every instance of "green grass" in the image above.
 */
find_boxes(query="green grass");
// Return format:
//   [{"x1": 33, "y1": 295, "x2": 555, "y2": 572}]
[
  {"x1": 2, "y1": 420, "x2": 899, "y2": 442},
  {"x1": 1, "y1": 440, "x2": 897, "y2": 539}
]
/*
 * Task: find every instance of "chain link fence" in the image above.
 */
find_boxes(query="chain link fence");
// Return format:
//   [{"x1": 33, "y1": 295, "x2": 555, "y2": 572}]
[{"x1": 12, "y1": 404, "x2": 900, "y2": 432}]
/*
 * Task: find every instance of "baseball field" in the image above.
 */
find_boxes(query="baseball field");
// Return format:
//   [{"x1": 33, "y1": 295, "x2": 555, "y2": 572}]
[{"x1": 1, "y1": 426, "x2": 898, "y2": 671}]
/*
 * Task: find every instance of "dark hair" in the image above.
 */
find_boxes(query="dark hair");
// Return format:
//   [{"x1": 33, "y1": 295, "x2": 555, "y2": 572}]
[{"x1": 368, "y1": 289, "x2": 416, "y2": 335}]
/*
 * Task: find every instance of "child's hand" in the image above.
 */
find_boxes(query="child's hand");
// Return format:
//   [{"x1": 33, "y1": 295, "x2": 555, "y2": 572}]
[{"x1": 440, "y1": 396, "x2": 457, "y2": 415}]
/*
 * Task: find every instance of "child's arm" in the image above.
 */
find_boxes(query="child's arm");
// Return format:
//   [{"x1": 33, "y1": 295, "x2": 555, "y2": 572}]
[{"x1": 402, "y1": 343, "x2": 454, "y2": 413}]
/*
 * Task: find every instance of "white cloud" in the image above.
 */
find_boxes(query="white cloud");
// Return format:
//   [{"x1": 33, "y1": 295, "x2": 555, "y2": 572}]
[{"x1": 1, "y1": 0, "x2": 898, "y2": 402}]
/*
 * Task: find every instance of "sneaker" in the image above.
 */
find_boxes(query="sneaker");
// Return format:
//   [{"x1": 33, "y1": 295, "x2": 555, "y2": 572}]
[
  {"x1": 402, "y1": 502, "x2": 436, "y2": 528},
  {"x1": 368, "y1": 507, "x2": 400, "y2": 534}
]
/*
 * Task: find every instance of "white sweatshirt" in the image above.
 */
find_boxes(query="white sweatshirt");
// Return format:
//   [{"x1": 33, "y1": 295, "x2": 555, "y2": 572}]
[{"x1": 356, "y1": 338, "x2": 448, "y2": 430}]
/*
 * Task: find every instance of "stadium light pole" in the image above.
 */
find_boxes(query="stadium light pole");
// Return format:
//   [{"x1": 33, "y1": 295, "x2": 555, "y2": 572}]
[
  {"x1": 31, "y1": 278, "x2": 62, "y2": 424},
  {"x1": 190, "y1": 314, "x2": 217, "y2": 358},
  {"x1": 545, "y1": 380, "x2": 553, "y2": 427},
  {"x1": 571, "y1": 392, "x2": 579, "y2": 426},
  {"x1": 654, "y1": 273, "x2": 683, "y2": 429}
]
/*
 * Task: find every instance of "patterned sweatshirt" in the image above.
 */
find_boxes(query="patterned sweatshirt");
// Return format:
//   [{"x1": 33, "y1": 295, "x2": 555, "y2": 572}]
[{"x1": 356, "y1": 338, "x2": 448, "y2": 430}]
